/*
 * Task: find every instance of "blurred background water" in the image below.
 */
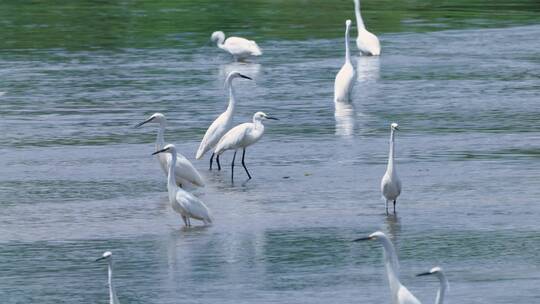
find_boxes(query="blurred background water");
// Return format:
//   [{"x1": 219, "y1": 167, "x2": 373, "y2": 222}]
[{"x1": 1, "y1": 0, "x2": 539, "y2": 303}]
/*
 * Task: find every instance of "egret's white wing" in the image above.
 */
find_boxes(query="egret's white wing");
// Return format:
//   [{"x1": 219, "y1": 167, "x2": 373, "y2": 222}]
[
  {"x1": 172, "y1": 153, "x2": 205, "y2": 187},
  {"x1": 397, "y1": 285, "x2": 422, "y2": 304},
  {"x1": 357, "y1": 30, "x2": 380, "y2": 56},
  {"x1": 334, "y1": 62, "x2": 355, "y2": 102},
  {"x1": 196, "y1": 111, "x2": 231, "y2": 159},
  {"x1": 176, "y1": 190, "x2": 212, "y2": 223},
  {"x1": 224, "y1": 37, "x2": 262, "y2": 56},
  {"x1": 214, "y1": 123, "x2": 250, "y2": 154}
]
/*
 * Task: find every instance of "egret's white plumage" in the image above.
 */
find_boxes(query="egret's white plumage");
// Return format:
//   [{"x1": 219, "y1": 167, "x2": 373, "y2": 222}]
[
  {"x1": 95, "y1": 251, "x2": 121, "y2": 304},
  {"x1": 196, "y1": 71, "x2": 252, "y2": 169},
  {"x1": 355, "y1": 231, "x2": 421, "y2": 304},
  {"x1": 334, "y1": 19, "x2": 356, "y2": 103},
  {"x1": 417, "y1": 267, "x2": 450, "y2": 304},
  {"x1": 135, "y1": 113, "x2": 204, "y2": 188},
  {"x1": 353, "y1": 0, "x2": 381, "y2": 56},
  {"x1": 154, "y1": 144, "x2": 212, "y2": 227},
  {"x1": 214, "y1": 112, "x2": 278, "y2": 181},
  {"x1": 211, "y1": 31, "x2": 262, "y2": 61},
  {"x1": 381, "y1": 122, "x2": 401, "y2": 214}
]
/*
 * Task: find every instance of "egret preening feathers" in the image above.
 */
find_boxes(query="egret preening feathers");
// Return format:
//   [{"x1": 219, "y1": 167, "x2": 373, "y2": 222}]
[
  {"x1": 196, "y1": 71, "x2": 252, "y2": 170},
  {"x1": 135, "y1": 113, "x2": 204, "y2": 188},
  {"x1": 214, "y1": 112, "x2": 278, "y2": 182},
  {"x1": 354, "y1": 231, "x2": 421, "y2": 304},
  {"x1": 381, "y1": 122, "x2": 402, "y2": 214},
  {"x1": 211, "y1": 31, "x2": 262, "y2": 61},
  {"x1": 154, "y1": 144, "x2": 212, "y2": 227},
  {"x1": 353, "y1": 0, "x2": 381, "y2": 56},
  {"x1": 417, "y1": 267, "x2": 449, "y2": 304},
  {"x1": 95, "y1": 251, "x2": 121, "y2": 304},
  {"x1": 334, "y1": 19, "x2": 356, "y2": 103}
]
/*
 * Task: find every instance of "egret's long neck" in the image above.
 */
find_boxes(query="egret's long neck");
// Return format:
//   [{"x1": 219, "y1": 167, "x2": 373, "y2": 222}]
[
  {"x1": 354, "y1": 0, "x2": 366, "y2": 30},
  {"x1": 380, "y1": 238, "x2": 401, "y2": 298},
  {"x1": 156, "y1": 122, "x2": 165, "y2": 151},
  {"x1": 225, "y1": 78, "x2": 236, "y2": 114},
  {"x1": 167, "y1": 152, "x2": 178, "y2": 194},
  {"x1": 387, "y1": 130, "x2": 395, "y2": 172},
  {"x1": 435, "y1": 274, "x2": 449, "y2": 304},
  {"x1": 345, "y1": 24, "x2": 351, "y2": 63},
  {"x1": 107, "y1": 261, "x2": 119, "y2": 304}
]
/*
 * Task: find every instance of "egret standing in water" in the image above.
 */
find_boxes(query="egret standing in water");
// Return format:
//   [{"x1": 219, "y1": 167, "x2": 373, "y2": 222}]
[
  {"x1": 354, "y1": 231, "x2": 421, "y2": 304},
  {"x1": 154, "y1": 144, "x2": 212, "y2": 227},
  {"x1": 196, "y1": 71, "x2": 252, "y2": 170},
  {"x1": 214, "y1": 112, "x2": 278, "y2": 182},
  {"x1": 135, "y1": 113, "x2": 204, "y2": 188},
  {"x1": 381, "y1": 122, "x2": 401, "y2": 214},
  {"x1": 334, "y1": 19, "x2": 356, "y2": 103},
  {"x1": 417, "y1": 267, "x2": 449, "y2": 304},
  {"x1": 353, "y1": 0, "x2": 381, "y2": 56},
  {"x1": 210, "y1": 31, "x2": 262, "y2": 61},
  {"x1": 95, "y1": 251, "x2": 121, "y2": 304}
]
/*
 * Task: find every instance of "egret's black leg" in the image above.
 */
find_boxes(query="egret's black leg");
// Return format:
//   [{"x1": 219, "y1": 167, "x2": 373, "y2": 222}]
[
  {"x1": 209, "y1": 153, "x2": 214, "y2": 170},
  {"x1": 385, "y1": 200, "x2": 389, "y2": 215},
  {"x1": 393, "y1": 200, "x2": 396, "y2": 214},
  {"x1": 231, "y1": 151, "x2": 237, "y2": 182},
  {"x1": 216, "y1": 154, "x2": 221, "y2": 170},
  {"x1": 241, "y1": 148, "x2": 252, "y2": 179}
]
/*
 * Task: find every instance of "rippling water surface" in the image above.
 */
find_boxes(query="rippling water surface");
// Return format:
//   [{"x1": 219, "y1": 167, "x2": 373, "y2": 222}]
[{"x1": 1, "y1": 1, "x2": 540, "y2": 303}]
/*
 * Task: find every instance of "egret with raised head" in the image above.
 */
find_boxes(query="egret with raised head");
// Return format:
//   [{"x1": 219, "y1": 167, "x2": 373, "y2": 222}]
[
  {"x1": 214, "y1": 112, "x2": 278, "y2": 182},
  {"x1": 353, "y1": 0, "x2": 381, "y2": 56},
  {"x1": 211, "y1": 31, "x2": 262, "y2": 61},
  {"x1": 417, "y1": 267, "x2": 449, "y2": 304},
  {"x1": 334, "y1": 19, "x2": 355, "y2": 103},
  {"x1": 95, "y1": 251, "x2": 121, "y2": 304},
  {"x1": 381, "y1": 122, "x2": 401, "y2": 214},
  {"x1": 154, "y1": 144, "x2": 212, "y2": 227}
]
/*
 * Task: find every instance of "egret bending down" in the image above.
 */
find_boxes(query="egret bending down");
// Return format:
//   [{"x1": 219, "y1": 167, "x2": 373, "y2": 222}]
[
  {"x1": 211, "y1": 31, "x2": 262, "y2": 61},
  {"x1": 353, "y1": 0, "x2": 381, "y2": 56},
  {"x1": 196, "y1": 71, "x2": 252, "y2": 170},
  {"x1": 214, "y1": 112, "x2": 278, "y2": 182},
  {"x1": 154, "y1": 144, "x2": 212, "y2": 227},
  {"x1": 95, "y1": 251, "x2": 121, "y2": 304},
  {"x1": 354, "y1": 231, "x2": 421, "y2": 304},
  {"x1": 334, "y1": 19, "x2": 356, "y2": 103},
  {"x1": 417, "y1": 267, "x2": 449, "y2": 304},
  {"x1": 136, "y1": 113, "x2": 204, "y2": 188},
  {"x1": 381, "y1": 122, "x2": 401, "y2": 214}
]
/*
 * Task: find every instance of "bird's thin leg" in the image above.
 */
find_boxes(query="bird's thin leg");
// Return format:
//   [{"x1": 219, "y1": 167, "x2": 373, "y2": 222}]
[
  {"x1": 187, "y1": 217, "x2": 191, "y2": 227},
  {"x1": 385, "y1": 200, "x2": 389, "y2": 215},
  {"x1": 393, "y1": 200, "x2": 396, "y2": 214},
  {"x1": 216, "y1": 154, "x2": 221, "y2": 171},
  {"x1": 241, "y1": 148, "x2": 252, "y2": 179},
  {"x1": 209, "y1": 153, "x2": 214, "y2": 170},
  {"x1": 231, "y1": 151, "x2": 237, "y2": 182},
  {"x1": 181, "y1": 215, "x2": 188, "y2": 227}
]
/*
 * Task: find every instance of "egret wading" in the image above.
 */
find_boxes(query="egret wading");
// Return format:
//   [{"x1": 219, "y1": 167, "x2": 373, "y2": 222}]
[
  {"x1": 381, "y1": 122, "x2": 401, "y2": 214},
  {"x1": 417, "y1": 267, "x2": 450, "y2": 304},
  {"x1": 154, "y1": 144, "x2": 212, "y2": 227},
  {"x1": 95, "y1": 251, "x2": 121, "y2": 304},
  {"x1": 334, "y1": 19, "x2": 356, "y2": 103},
  {"x1": 135, "y1": 113, "x2": 204, "y2": 188},
  {"x1": 196, "y1": 71, "x2": 252, "y2": 170},
  {"x1": 354, "y1": 231, "x2": 421, "y2": 304},
  {"x1": 214, "y1": 112, "x2": 278, "y2": 182},
  {"x1": 211, "y1": 31, "x2": 262, "y2": 61},
  {"x1": 353, "y1": 0, "x2": 381, "y2": 56}
]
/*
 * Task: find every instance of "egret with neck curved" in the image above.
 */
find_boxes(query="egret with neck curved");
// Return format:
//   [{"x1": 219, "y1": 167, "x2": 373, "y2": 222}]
[
  {"x1": 211, "y1": 31, "x2": 262, "y2": 61},
  {"x1": 95, "y1": 251, "x2": 121, "y2": 304},
  {"x1": 381, "y1": 122, "x2": 401, "y2": 214},
  {"x1": 417, "y1": 267, "x2": 449, "y2": 304},
  {"x1": 353, "y1": 0, "x2": 381, "y2": 56},
  {"x1": 135, "y1": 113, "x2": 204, "y2": 188},
  {"x1": 196, "y1": 71, "x2": 252, "y2": 170},
  {"x1": 354, "y1": 231, "x2": 421, "y2": 304},
  {"x1": 214, "y1": 112, "x2": 278, "y2": 182},
  {"x1": 154, "y1": 144, "x2": 212, "y2": 227},
  {"x1": 334, "y1": 19, "x2": 356, "y2": 103}
]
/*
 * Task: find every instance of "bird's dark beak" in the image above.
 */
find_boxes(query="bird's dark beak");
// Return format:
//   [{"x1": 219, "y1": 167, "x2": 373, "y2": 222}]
[
  {"x1": 239, "y1": 74, "x2": 252, "y2": 80},
  {"x1": 353, "y1": 236, "x2": 374, "y2": 242},
  {"x1": 266, "y1": 116, "x2": 279, "y2": 120},
  {"x1": 135, "y1": 117, "x2": 153, "y2": 128},
  {"x1": 95, "y1": 256, "x2": 106, "y2": 262},
  {"x1": 152, "y1": 147, "x2": 168, "y2": 155},
  {"x1": 416, "y1": 271, "x2": 433, "y2": 277},
  {"x1": 395, "y1": 126, "x2": 400, "y2": 130}
]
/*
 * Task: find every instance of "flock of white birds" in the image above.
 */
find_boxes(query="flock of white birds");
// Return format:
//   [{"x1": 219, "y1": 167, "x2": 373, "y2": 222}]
[{"x1": 96, "y1": 1, "x2": 449, "y2": 304}]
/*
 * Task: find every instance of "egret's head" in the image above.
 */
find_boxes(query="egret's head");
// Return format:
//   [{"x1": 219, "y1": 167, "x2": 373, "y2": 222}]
[
  {"x1": 346, "y1": 19, "x2": 352, "y2": 27},
  {"x1": 390, "y1": 122, "x2": 399, "y2": 131},
  {"x1": 135, "y1": 113, "x2": 166, "y2": 128},
  {"x1": 95, "y1": 251, "x2": 112, "y2": 262},
  {"x1": 152, "y1": 143, "x2": 176, "y2": 156},
  {"x1": 210, "y1": 31, "x2": 226, "y2": 43},
  {"x1": 227, "y1": 71, "x2": 252, "y2": 82},
  {"x1": 253, "y1": 111, "x2": 278, "y2": 122},
  {"x1": 353, "y1": 231, "x2": 387, "y2": 242}
]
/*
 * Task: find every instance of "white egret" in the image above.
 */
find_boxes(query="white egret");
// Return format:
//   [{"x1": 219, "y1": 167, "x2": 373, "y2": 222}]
[
  {"x1": 154, "y1": 144, "x2": 212, "y2": 227},
  {"x1": 334, "y1": 19, "x2": 356, "y2": 103},
  {"x1": 135, "y1": 113, "x2": 204, "y2": 188},
  {"x1": 417, "y1": 267, "x2": 449, "y2": 304},
  {"x1": 196, "y1": 71, "x2": 252, "y2": 170},
  {"x1": 353, "y1": 0, "x2": 381, "y2": 56},
  {"x1": 211, "y1": 31, "x2": 262, "y2": 61},
  {"x1": 354, "y1": 231, "x2": 421, "y2": 304},
  {"x1": 214, "y1": 112, "x2": 278, "y2": 181},
  {"x1": 381, "y1": 122, "x2": 401, "y2": 214},
  {"x1": 95, "y1": 251, "x2": 121, "y2": 304}
]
